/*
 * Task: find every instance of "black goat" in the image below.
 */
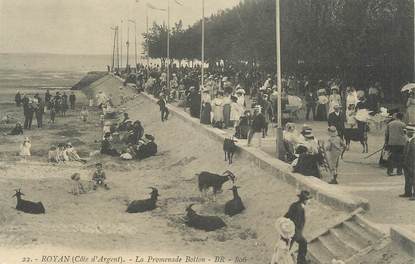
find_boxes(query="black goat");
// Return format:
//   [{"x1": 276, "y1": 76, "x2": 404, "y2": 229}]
[
  {"x1": 184, "y1": 204, "x2": 226, "y2": 232},
  {"x1": 342, "y1": 128, "x2": 368, "y2": 156},
  {"x1": 126, "y1": 187, "x2": 159, "y2": 213},
  {"x1": 224, "y1": 186, "x2": 245, "y2": 217},
  {"x1": 197, "y1": 170, "x2": 236, "y2": 202},
  {"x1": 223, "y1": 137, "x2": 237, "y2": 164},
  {"x1": 12, "y1": 189, "x2": 45, "y2": 214}
]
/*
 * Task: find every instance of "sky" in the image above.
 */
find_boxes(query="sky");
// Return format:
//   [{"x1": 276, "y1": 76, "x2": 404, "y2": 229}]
[{"x1": 0, "y1": 0, "x2": 240, "y2": 55}]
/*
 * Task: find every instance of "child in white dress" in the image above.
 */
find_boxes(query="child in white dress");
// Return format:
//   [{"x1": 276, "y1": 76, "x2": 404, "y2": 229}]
[{"x1": 20, "y1": 137, "x2": 31, "y2": 161}]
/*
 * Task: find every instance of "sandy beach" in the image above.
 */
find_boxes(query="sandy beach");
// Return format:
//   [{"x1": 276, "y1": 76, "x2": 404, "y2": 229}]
[{"x1": 0, "y1": 78, "x2": 347, "y2": 263}]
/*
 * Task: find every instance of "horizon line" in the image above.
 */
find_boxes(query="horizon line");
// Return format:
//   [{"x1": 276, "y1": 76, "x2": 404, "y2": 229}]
[{"x1": 0, "y1": 52, "x2": 114, "y2": 56}]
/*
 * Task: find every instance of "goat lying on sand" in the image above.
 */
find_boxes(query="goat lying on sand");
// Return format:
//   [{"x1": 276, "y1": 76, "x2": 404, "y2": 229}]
[
  {"x1": 13, "y1": 189, "x2": 45, "y2": 214},
  {"x1": 184, "y1": 204, "x2": 226, "y2": 232},
  {"x1": 126, "y1": 187, "x2": 159, "y2": 213}
]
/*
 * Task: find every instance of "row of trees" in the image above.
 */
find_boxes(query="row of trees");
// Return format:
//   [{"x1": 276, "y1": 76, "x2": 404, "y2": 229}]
[{"x1": 143, "y1": 0, "x2": 413, "y2": 92}]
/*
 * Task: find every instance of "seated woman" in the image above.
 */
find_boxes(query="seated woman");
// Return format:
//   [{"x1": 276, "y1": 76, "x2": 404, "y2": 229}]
[
  {"x1": 9, "y1": 122, "x2": 24, "y2": 135},
  {"x1": 57, "y1": 143, "x2": 69, "y2": 162},
  {"x1": 66, "y1": 142, "x2": 86, "y2": 163},
  {"x1": 126, "y1": 121, "x2": 144, "y2": 145},
  {"x1": 136, "y1": 134, "x2": 157, "y2": 160},
  {"x1": 101, "y1": 132, "x2": 120, "y2": 156},
  {"x1": 292, "y1": 145, "x2": 323, "y2": 178},
  {"x1": 283, "y1": 123, "x2": 302, "y2": 162}
]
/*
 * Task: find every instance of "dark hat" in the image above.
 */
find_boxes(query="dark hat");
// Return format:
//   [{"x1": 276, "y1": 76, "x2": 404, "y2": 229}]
[
  {"x1": 297, "y1": 190, "x2": 312, "y2": 201},
  {"x1": 145, "y1": 134, "x2": 155, "y2": 141}
]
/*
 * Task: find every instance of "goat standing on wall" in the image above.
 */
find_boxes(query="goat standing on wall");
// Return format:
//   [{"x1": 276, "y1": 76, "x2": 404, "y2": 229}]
[{"x1": 13, "y1": 189, "x2": 45, "y2": 214}]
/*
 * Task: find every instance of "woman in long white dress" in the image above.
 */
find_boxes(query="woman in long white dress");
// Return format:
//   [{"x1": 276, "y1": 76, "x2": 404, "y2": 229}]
[
  {"x1": 406, "y1": 91, "x2": 415, "y2": 125},
  {"x1": 212, "y1": 91, "x2": 224, "y2": 127},
  {"x1": 271, "y1": 217, "x2": 296, "y2": 264},
  {"x1": 328, "y1": 86, "x2": 341, "y2": 114}
]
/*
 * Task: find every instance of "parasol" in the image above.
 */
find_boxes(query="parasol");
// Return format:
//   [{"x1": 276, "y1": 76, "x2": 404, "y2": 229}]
[{"x1": 401, "y1": 83, "x2": 415, "y2": 92}]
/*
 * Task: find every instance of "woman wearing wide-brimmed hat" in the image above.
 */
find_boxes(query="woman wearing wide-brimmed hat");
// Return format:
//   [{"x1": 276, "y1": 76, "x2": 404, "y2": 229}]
[
  {"x1": 405, "y1": 90, "x2": 415, "y2": 125},
  {"x1": 270, "y1": 217, "x2": 296, "y2": 264},
  {"x1": 325, "y1": 126, "x2": 346, "y2": 184},
  {"x1": 315, "y1": 89, "x2": 328, "y2": 121}
]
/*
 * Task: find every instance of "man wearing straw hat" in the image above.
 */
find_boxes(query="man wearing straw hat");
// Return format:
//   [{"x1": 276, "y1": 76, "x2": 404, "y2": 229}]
[{"x1": 284, "y1": 190, "x2": 312, "y2": 264}]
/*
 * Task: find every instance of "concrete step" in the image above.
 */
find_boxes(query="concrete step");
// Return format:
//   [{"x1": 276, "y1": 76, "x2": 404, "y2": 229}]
[
  {"x1": 319, "y1": 229, "x2": 358, "y2": 260},
  {"x1": 342, "y1": 219, "x2": 380, "y2": 245},
  {"x1": 308, "y1": 237, "x2": 336, "y2": 264},
  {"x1": 352, "y1": 214, "x2": 385, "y2": 239},
  {"x1": 306, "y1": 213, "x2": 386, "y2": 264}
]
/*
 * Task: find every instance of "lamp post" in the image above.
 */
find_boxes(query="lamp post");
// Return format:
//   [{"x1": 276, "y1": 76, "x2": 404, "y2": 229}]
[
  {"x1": 128, "y1": 19, "x2": 137, "y2": 71},
  {"x1": 275, "y1": 0, "x2": 284, "y2": 159}
]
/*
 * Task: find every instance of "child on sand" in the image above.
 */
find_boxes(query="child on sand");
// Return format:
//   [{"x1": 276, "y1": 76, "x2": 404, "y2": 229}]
[
  {"x1": 92, "y1": 163, "x2": 110, "y2": 190},
  {"x1": 19, "y1": 137, "x2": 31, "y2": 161},
  {"x1": 80, "y1": 106, "x2": 89, "y2": 122}
]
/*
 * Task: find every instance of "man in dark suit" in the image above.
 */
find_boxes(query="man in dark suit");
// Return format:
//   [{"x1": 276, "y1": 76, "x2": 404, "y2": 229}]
[
  {"x1": 285, "y1": 190, "x2": 312, "y2": 264},
  {"x1": 157, "y1": 92, "x2": 169, "y2": 122},
  {"x1": 328, "y1": 104, "x2": 345, "y2": 138},
  {"x1": 385, "y1": 112, "x2": 407, "y2": 176},
  {"x1": 402, "y1": 126, "x2": 415, "y2": 199}
]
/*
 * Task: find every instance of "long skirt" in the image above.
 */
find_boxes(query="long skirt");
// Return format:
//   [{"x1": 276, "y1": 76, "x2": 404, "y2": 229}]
[
  {"x1": 223, "y1": 104, "x2": 231, "y2": 128},
  {"x1": 315, "y1": 104, "x2": 327, "y2": 121},
  {"x1": 200, "y1": 103, "x2": 212, "y2": 124}
]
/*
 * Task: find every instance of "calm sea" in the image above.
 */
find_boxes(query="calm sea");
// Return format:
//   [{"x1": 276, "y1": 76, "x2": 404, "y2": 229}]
[{"x1": 0, "y1": 53, "x2": 112, "y2": 91}]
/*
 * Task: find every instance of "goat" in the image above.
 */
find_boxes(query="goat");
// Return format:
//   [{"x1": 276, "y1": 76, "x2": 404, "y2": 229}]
[
  {"x1": 184, "y1": 204, "x2": 226, "y2": 232},
  {"x1": 12, "y1": 189, "x2": 45, "y2": 214},
  {"x1": 342, "y1": 127, "x2": 368, "y2": 156},
  {"x1": 224, "y1": 186, "x2": 245, "y2": 217},
  {"x1": 223, "y1": 137, "x2": 237, "y2": 164},
  {"x1": 197, "y1": 170, "x2": 236, "y2": 202},
  {"x1": 126, "y1": 187, "x2": 159, "y2": 213}
]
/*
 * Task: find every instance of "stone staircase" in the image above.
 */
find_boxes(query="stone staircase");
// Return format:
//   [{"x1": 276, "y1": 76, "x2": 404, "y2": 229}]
[{"x1": 306, "y1": 209, "x2": 386, "y2": 264}]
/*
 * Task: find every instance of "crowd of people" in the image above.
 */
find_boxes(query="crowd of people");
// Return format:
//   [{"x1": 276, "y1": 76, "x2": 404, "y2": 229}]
[
  {"x1": 14, "y1": 90, "x2": 77, "y2": 130},
  {"x1": 115, "y1": 63, "x2": 414, "y2": 189}
]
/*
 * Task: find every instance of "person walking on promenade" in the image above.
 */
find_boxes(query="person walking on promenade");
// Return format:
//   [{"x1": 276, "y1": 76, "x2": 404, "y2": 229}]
[
  {"x1": 247, "y1": 105, "x2": 266, "y2": 147},
  {"x1": 69, "y1": 92, "x2": 76, "y2": 110},
  {"x1": 15, "y1": 91, "x2": 22, "y2": 107},
  {"x1": 326, "y1": 126, "x2": 346, "y2": 184},
  {"x1": 305, "y1": 88, "x2": 316, "y2": 121},
  {"x1": 284, "y1": 190, "x2": 312, "y2": 264},
  {"x1": 157, "y1": 92, "x2": 169, "y2": 122},
  {"x1": 401, "y1": 125, "x2": 415, "y2": 199},
  {"x1": 270, "y1": 217, "x2": 296, "y2": 264},
  {"x1": 386, "y1": 112, "x2": 407, "y2": 177},
  {"x1": 328, "y1": 103, "x2": 345, "y2": 139}
]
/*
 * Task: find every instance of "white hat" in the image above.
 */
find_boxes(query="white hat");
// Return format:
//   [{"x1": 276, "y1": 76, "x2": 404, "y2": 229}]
[
  {"x1": 275, "y1": 217, "x2": 295, "y2": 239},
  {"x1": 236, "y1": 88, "x2": 245, "y2": 95}
]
